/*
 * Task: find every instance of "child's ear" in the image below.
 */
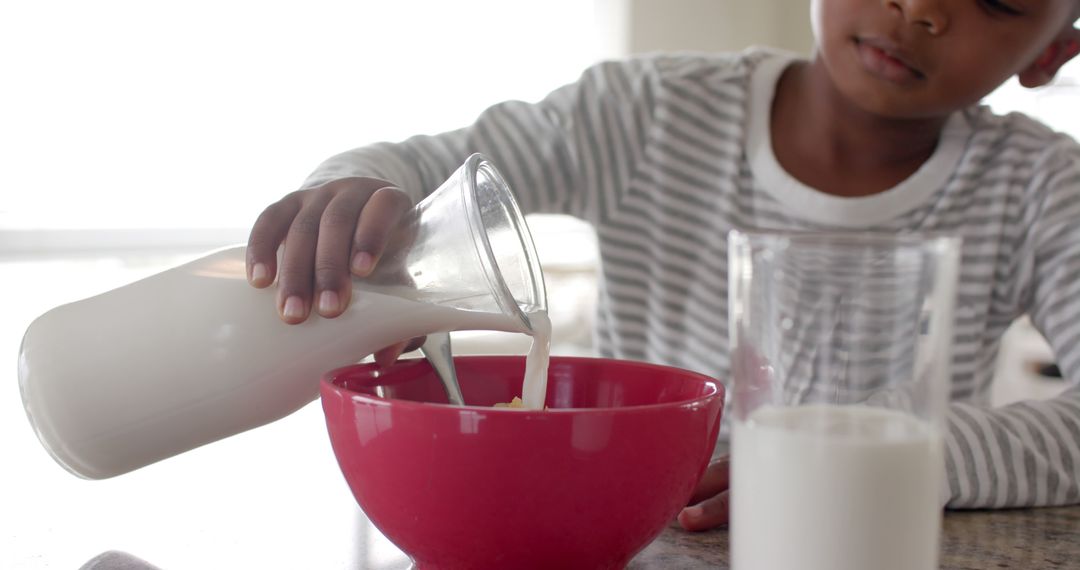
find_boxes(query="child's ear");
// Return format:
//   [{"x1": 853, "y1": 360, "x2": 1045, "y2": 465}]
[{"x1": 1018, "y1": 27, "x2": 1080, "y2": 88}]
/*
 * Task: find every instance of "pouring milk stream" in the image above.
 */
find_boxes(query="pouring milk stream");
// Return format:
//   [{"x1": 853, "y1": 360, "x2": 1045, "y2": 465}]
[{"x1": 18, "y1": 154, "x2": 550, "y2": 479}]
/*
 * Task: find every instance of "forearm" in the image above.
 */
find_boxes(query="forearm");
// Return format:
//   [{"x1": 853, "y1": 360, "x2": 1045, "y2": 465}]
[
  {"x1": 944, "y1": 387, "x2": 1080, "y2": 508},
  {"x1": 299, "y1": 99, "x2": 589, "y2": 217},
  {"x1": 945, "y1": 141, "x2": 1080, "y2": 509},
  {"x1": 300, "y1": 136, "x2": 465, "y2": 205}
]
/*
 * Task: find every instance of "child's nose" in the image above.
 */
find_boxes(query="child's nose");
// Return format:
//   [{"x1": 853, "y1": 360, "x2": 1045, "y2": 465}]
[{"x1": 885, "y1": 0, "x2": 950, "y2": 36}]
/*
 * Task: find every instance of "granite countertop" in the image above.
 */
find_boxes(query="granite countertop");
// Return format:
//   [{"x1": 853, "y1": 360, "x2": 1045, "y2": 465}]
[
  {"x1": 629, "y1": 506, "x2": 1080, "y2": 569},
  {"x1": 72, "y1": 505, "x2": 1080, "y2": 570}
]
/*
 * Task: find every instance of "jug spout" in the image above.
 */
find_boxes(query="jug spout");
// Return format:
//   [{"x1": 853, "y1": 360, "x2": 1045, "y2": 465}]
[{"x1": 368, "y1": 153, "x2": 546, "y2": 330}]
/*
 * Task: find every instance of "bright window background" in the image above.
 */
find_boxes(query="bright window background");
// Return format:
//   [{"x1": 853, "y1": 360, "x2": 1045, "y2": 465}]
[
  {"x1": 0, "y1": 0, "x2": 603, "y2": 233},
  {"x1": 983, "y1": 63, "x2": 1080, "y2": 139},
  {"x1": 3, "y1": 2, "x2": 1078, "y2": 566},
  {"x1": 0, "y1": 2, "x2": 604, "y2": 569}
]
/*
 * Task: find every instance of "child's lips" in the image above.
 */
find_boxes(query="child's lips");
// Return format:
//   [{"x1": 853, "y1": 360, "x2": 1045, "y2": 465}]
[{"x1": 854, "y1": 37, "x2": 925, "y2": 84}]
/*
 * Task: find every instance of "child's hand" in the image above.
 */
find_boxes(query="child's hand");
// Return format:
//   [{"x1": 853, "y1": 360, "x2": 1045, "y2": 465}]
[
  {"x1": 246, "y1": 176, "x2": 411, "y2": 322},
  {"x1": 246, "y1": 177, "x2": 423, "y2": 364},
  {"x1": 678, "y1": 455, "x2": 730, "y2": 531}
]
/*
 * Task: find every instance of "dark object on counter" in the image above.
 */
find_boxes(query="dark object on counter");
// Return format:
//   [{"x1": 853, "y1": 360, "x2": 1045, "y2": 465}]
[{"x1": 1032, "y1": 362, "x2": 1063, "y2": 380}]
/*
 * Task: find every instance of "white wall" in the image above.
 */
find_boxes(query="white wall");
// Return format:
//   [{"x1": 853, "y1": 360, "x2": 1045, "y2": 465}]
[{"x1": 597, "y1": 0, "x2": 814, "y2": 57}]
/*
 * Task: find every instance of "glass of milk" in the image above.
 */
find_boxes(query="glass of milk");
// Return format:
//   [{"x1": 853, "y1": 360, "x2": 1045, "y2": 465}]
[{"x1": 727, "y1": 230, "x2": 960, "y2": 570}]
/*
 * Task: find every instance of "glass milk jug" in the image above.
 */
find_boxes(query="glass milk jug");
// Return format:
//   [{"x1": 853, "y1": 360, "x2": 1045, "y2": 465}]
[{"x1": 18, "y1": 154, "x2": 547, "y2": 479}]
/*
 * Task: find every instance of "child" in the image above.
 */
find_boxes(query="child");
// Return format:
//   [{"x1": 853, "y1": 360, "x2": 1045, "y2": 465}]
[{"x1": 246, "y1": 0, "x2": 1080, "y2": 532}]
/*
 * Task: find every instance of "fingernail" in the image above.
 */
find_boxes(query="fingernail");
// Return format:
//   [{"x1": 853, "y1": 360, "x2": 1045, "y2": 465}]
[
  {"x1": 318, "y1": 290, "x2": 340, "y2": 315},
  {"x1": 251, "y1": 262, "x2": 268, "y2": 285},
  {"x1": 283, "y1": 295, "x2": 305, "y2": 320},
  {"x1": 352, "y1": 251, "x2": 373, "y2": 276}
]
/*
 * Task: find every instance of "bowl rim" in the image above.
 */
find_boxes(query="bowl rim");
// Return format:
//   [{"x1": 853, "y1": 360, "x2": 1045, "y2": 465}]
[{"x1": 321, "y1": 355, "x2": 724, "y2": 415}]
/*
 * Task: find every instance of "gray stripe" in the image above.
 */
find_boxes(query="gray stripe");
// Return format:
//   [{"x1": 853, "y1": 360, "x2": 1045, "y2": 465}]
[
  {"x1": 615, "y1": 193, "x2": 722, "y2": 257},
  {"x1": 987, "y1": 416, "x2": 1020, "y2": 506},
  {"x1": 653, "y1": 129, "x2": 741, "y2": 180},
  {"x1": 608, "y1": 61, "x2": 655, "y2": 156},
  {"x1": 476, "y1": 108, "x2": 543, "y2": 210},
  {"x1": 662, "y1": 80, "x2": 743, "y2": 125},
  {"x1": 1041, "y1": 313, "x2": 1080, "y2": 350},
  {"x1": 600, "y1": 219, "x2": 704, "y2": 275},
  {"x1": 944, "y1": 437, "x2": 963, "y2": 505},
  {"x1": 536, "y1": 96, "x2": 586, "y2": 216},
  {"x1": 603, "y1": 261, "x2": 726, "y2": 318},
  {"x1": 1012, "y1": 406, "x2": 1063, "y2": 502},
  {"x1": 948, "y1": 406, "x2": 987, "y2": 506},
  {"x1": 592, "y1": 67, "x2": 635, "y2": 215},
  {"x1": 574, "y1": 78, "x2": 610, "y2": 222},
  {"x1": 1000, "y1": 407, "x2": 1043, "y2": 505},
  {"x1": 601, "y1": 253, "x2": 693, "y2": 297},
  {"x1": 657, "y1": 105, "x2": 743, "y2": 152},
  {"x1": 497, "y1": 106, "x2": 561, "y2": 211},
  {"x1": 639, "y1": 156, "x2": 737, "y2": 212}
]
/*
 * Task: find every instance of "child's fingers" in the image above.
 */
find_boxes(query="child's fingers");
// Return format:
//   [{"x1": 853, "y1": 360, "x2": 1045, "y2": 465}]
[
  {"x1": 351, "y1": 187, "x2": 413, "y2": 277},
  {"x1": 687, "y1": 455, "x2": 730, "y2": 505},
  {"x1": 313, "y1": 187, "x2": 377, "y2": 318},
  {"x1": 276, "y1": 188, "x2": 336, "y2": 324},
  {"x1": 251, "y1": 177, "x2": 411, "y2": 324},
  {"x1": 374, "y1": 341, "x2": 409, "y2": 369},
  {"x1": 402, "y1": 336, "x2": 426, "y2": 353},
  {"x1": 678, "y1": 490, "x2": 730, "y2": 532},
  {"x1": 246, "y1": 191, "x2": 303, "y2": 288},
  {"x1": 372, "y1": 337, "x2": 426, "y2": 369},
  {"x1": 679, "y1": 455, "x2": 731, "y2": 531}
]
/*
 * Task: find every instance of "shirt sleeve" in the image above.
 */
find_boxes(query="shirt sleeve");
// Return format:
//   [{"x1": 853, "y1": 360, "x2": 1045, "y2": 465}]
[
  {"x1": 297, "y1": 57, "x2": 661, "y2": 223},
  {"x1": 944, "y1": 139, "x2": 1080, "y2": 508}
]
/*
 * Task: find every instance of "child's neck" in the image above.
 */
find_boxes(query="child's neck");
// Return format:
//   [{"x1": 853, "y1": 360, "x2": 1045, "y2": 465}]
[{"x1": 771, "y1": 59, "x2": 951, "y2": 198}]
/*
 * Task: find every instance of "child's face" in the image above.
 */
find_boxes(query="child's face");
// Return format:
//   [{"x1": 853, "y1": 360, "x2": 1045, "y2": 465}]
[{"x1": 812, "y1": 0, "x2": 1077, "y2": 118}]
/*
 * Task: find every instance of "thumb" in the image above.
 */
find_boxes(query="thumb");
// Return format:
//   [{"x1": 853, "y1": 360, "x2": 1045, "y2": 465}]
[{"x1": 678, "y1": 489, "x2": 730, "y2": 532}]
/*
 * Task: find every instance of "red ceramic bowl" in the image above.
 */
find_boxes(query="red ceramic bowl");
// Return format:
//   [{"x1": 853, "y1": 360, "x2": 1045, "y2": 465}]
[{"x1": 321, "y1": 356, "x2": 724, "y2": 570}]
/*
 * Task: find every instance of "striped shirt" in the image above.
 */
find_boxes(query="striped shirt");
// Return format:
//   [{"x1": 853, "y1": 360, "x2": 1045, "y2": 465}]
[{"x1": 302, "y1": 49, "x2": 1080, "y2": 509}]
